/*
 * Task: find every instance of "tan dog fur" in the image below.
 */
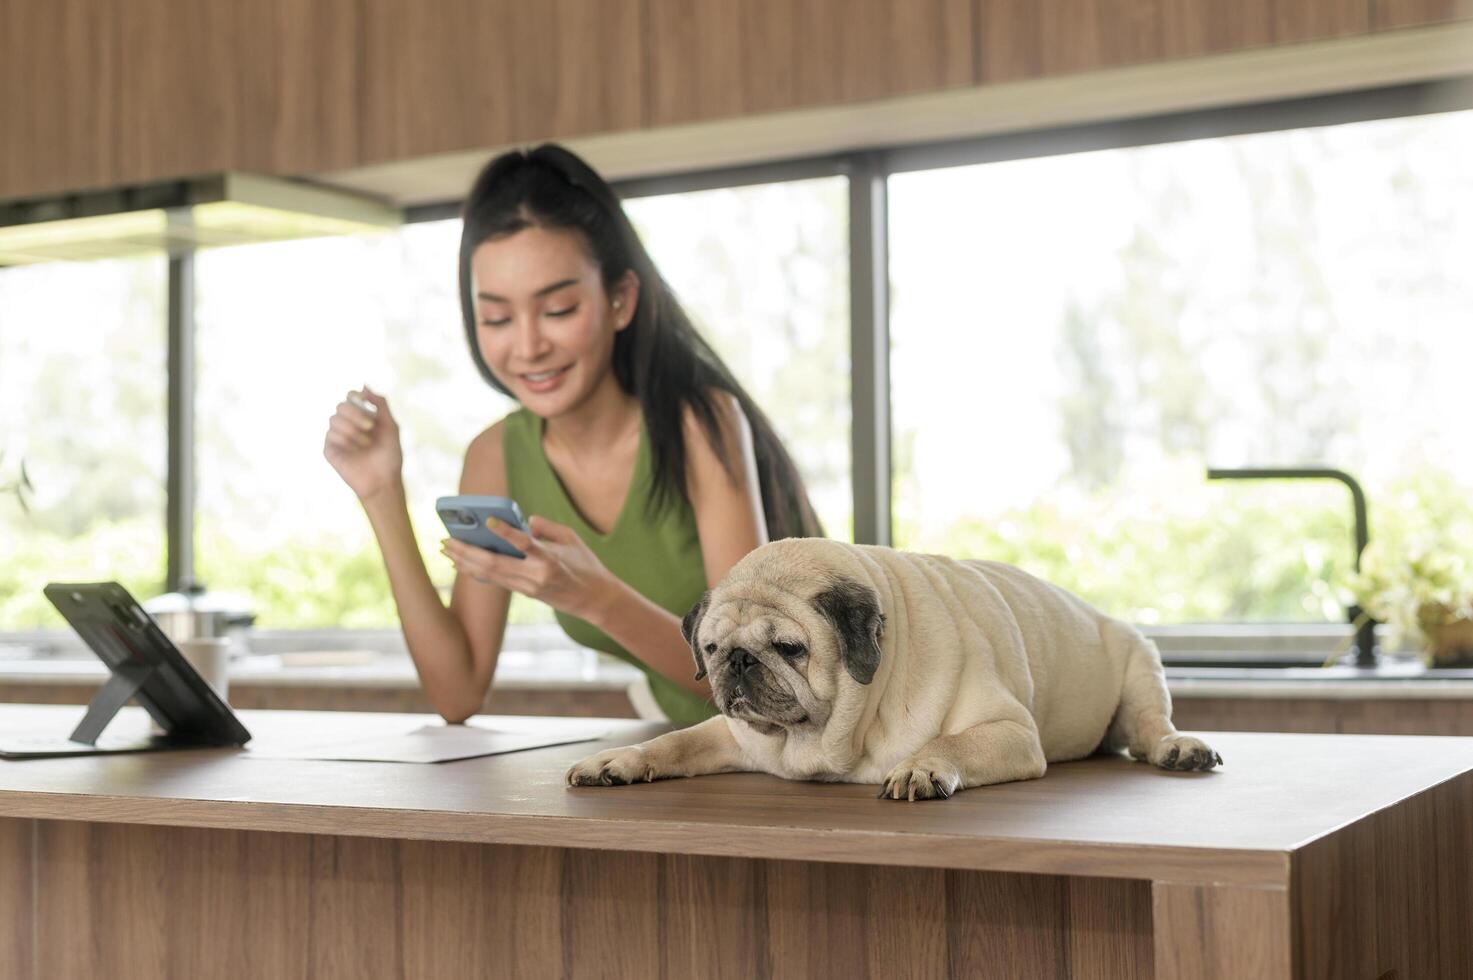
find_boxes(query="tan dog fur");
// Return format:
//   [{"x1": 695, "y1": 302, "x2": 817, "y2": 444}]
[{"x1": 568, "y1": 539, "x2": 1220, "y2": 800}]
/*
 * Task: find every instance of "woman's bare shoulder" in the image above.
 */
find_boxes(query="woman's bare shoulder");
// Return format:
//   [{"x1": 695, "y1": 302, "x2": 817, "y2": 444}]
[
  {"x1": 681, "y1": 388, "x2": 750, "y2": 461},
  {"x1": 459, "y1": 416, "x2": 512, "y2": 494}
]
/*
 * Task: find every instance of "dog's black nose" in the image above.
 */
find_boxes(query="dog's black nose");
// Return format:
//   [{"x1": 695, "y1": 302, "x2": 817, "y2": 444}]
[{"x1": 731, "y1": 648, "x2": 758, "y2": 675}]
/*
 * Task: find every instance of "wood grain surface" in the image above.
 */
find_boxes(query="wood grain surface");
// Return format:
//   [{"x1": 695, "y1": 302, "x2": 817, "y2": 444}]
[
  {"x1": 1153, "y1": 881, "x2": 1293, "y2": 978},
  {"x1": 6, "y1": 818, "x2": 1156, "y2": 980},
  {"x1": 1171, "y1": 695, "x2": 1473, "y2": 735},
  {"x1": 2, "y1": 704, "x2": 1471, "y2": 890},
  {"x1": 1373, "y1": 0, "x2": 1473, "y2": 29},
  {"x1": 5, "y1": 0, "x2": 1472, "y2": 198},
  {"x1": 0, "y1": 818, "x2": 33, "y2": 980},
  {"x1": 645, "y1": 0, "x2": 975, "y2": 126},
  {"x1": 976, "y1": 0, "x2": 1372, "y2": 83},
  {"x1": 10, "y1": 802, "x2": 1464, "y2": 978},
  {"x1": 355, "y1": 0, "x2": 646, "y2": 166}
]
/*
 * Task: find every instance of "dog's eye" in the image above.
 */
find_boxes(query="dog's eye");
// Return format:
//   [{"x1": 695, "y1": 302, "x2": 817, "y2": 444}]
[
  {"x1": 704, "y1": 643, "x2": 716, "y2": 654},
  {"x1": 773, "y1": 640, "x2": 806, "y2": 658}
]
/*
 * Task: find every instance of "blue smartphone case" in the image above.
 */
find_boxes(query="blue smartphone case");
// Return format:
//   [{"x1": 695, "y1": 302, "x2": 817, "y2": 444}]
[{"x1": 436, "y1": 495, "x2": 529, "y2": 559}]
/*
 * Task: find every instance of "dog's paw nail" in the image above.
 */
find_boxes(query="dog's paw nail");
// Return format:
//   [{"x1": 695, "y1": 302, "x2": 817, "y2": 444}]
[
  {"x1": 1165, "y1": 747, "x2": 1180, "y2": 767},
  {"x1": 1214, "y1": 752, "x2": 1224, "y2": 766}
]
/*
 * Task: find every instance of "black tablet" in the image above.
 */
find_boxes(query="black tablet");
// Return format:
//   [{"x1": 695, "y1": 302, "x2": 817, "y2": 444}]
[{"x1": 0, "y1": 582, "x2": 252, "y2": 759}]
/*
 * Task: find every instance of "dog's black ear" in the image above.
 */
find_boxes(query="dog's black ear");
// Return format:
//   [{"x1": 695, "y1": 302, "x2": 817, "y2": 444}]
[
  {"x1": 813, "y1": 578, "x2": 885, "y2": 685},
  {"x1": 681, "y1": 591, "x2": 713, "y2": 681}
]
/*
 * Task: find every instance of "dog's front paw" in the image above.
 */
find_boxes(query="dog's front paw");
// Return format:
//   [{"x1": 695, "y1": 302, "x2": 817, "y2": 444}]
[
  {"x1": 1148, "y1": 734, "x2": 1223, "y2": 771},
  {"x1": 878, "y1": 756, "x2": 963, "y2": 802},
  {"x1": 566, "y1": 746, "x2": 658, "y2": 787}
]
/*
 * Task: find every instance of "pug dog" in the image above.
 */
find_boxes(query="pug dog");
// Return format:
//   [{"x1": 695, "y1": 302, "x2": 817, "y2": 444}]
[{"x1": 566, "y1": 538, "x2": 1221, "y2": 801}]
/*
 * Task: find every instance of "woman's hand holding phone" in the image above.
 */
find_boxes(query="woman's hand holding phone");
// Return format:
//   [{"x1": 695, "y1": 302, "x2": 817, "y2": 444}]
[
  {"x1": 323, "y1": 386, "x2": 404, "y2": 502},
  {"x1": 441, "y1": 514, "x2": 617, "y2": 623}
]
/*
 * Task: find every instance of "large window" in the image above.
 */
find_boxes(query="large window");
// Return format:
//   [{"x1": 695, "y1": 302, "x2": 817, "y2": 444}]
[
  {"x1": 0, "y1": 257, "x2": 168, "y2": 629},
  {"x1": 624, "y1": 176, "x2": 852, "y2": 538},
  {"x1": 193, "y1": 221, "x2": 508, "y2": 628},
  {"x1": 188, "y1": 174, "x2": 851, "y2": 631},
  {"x1": 889, "y1": 109, "x2": 1473, "y2": 626},
  {"x1": 5, "y1": 91, "x2": 1467, "y2": 657}
]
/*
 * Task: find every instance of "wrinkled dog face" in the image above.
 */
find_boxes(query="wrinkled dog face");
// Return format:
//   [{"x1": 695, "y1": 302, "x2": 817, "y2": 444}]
[{"x1": 682, "y1": 578, "x2": 885, "y2": 737}]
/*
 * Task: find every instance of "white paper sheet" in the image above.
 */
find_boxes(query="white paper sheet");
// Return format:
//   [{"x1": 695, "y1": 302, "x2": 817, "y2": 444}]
[{"x1": 244, "y1": 719, "x2": 610, "y2": 763}]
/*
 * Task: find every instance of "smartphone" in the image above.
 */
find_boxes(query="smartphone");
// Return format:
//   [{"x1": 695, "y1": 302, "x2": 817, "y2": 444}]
[{"x1": 436, "y1": 495, "x2": 529, "y2": 559}]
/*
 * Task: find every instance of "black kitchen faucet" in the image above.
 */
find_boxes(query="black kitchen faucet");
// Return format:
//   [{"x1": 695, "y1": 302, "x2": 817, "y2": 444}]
[{"x1": 1205, "y1": 467, "x2": 1377, "y2": 668}]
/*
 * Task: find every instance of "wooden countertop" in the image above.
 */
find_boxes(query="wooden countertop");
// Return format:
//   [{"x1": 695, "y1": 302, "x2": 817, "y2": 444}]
[{"x1": 2, "y1": 703, "x2": 1469, "y2": 890}]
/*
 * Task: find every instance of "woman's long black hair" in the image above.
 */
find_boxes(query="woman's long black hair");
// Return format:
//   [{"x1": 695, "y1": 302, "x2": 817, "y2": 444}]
[{"x1": 458, "y1": 144, "x2": 823, "y2": 541}]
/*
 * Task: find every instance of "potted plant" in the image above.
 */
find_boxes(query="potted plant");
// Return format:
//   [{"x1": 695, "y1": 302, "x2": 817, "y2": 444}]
[{"x1": 1351, "y1": 541, "x2": 1473, "y2": 668}]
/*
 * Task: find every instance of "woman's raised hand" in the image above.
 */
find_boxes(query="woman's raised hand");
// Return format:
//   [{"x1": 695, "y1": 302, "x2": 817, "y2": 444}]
[
  {"x1": 323, "y1": 386, "x2": 404, "y2": 502},
  {"x1": 440, "y1": 515, "x2": 617, "y2": 621}
]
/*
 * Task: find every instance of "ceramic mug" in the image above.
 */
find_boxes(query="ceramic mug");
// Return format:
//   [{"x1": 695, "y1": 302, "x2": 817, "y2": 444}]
[{"x1": 150, "y1": 637, "x2": 231, "y2": 736}]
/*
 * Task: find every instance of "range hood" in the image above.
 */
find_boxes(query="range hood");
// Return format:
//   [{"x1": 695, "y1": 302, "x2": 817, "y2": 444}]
[{"x1": 0, "y1": 173, "x2": 402, "y2": 265}]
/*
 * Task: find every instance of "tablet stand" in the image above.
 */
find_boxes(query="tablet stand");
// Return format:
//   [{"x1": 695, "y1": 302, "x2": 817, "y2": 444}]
[
  {"x1": 0, "y1": 582, "x2": 252, "y2": 759},
  {"x1": 69, "y1": 662, "x2": 157, "y2": 744}
]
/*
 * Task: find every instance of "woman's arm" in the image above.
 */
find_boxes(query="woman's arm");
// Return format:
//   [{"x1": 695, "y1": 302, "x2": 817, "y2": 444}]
[
  {"x1": 324, "y1": 388, "x2": 499, "y2": 723},
  {"x1": 685, "y1": 390, "x2": 770, "y2": 585},
  {"x1": 365, "y1": 422, "x2": 510, "y2": 724}
]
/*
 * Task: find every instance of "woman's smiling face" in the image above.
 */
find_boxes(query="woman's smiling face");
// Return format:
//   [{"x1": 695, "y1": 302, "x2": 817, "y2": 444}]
[{"x1": 470, "y1": 224, "x2": 635, "y2": 416}]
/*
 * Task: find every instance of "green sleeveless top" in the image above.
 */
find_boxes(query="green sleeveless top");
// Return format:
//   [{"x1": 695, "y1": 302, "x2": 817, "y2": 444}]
[{"x1": 501, "y1": 409, "x2": 717, "y2": 725}]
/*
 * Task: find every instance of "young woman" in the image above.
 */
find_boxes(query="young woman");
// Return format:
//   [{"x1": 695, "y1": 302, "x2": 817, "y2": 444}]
[{"x1": 323, "y1": 144, "x2": 822, "y2": 725}]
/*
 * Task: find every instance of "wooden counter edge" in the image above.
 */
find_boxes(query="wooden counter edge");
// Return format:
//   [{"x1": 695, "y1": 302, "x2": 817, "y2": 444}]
[{"x1": 0, "y1": 788, "x2": 1291, "y2": 887}]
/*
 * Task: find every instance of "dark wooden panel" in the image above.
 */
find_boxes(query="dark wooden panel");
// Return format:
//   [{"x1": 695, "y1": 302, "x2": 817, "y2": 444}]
[
  {"x1": 980, "y1": 0, "x2": 1372, "y2": 84},
  {"x1": 1372, "y1": 0, "x2": 1473, "y2": 29},
  {"x1": 949, "y1": 869, "x2": 1069, "y2": 975},
  {"x1": 0, "y1": 0, "x2": 118, "y2": 199},
  {"x1": 1153, "y1": 881, "x2": 1293, "y2": 979},
  {"x1": 1296, "y1": 772, "x2": 1473, "y2": 978},
  {"x1": 645, "y1": 0, "x2": 801, "y2": 124},
  {"x1": 1171, "y1": 696, "x2": 1473, "y2": 736},
  {"x1": 112, "y1": 0, "x2": 236, "y2": 186},
  {"x1": 662, "y1": 854, "x2": 774, "y2": 978},
  {"x1": 25, "y1": 821, "x2": 1162, "y2": 978},
  {"x1": 0, "y1": 0, "x2": 359, "y2": 197},
  {"x1": 357, "y1": 0, "x2": 517, "y2": 166},
  {"x1": 359, "y1": 0, "x2": 643, "y2": 166},
  {"x1": 648, "y1": 0, "x2": 974, "y2": 127},
  {"x1": 1170, "y1": 696, "x2": 1347, "y2": 733},
  {"x1": 0, "y1": 819, "x2": 33, "y2": 980},
  {"x1": 562, "y1": 848, "x2": 663, "y2": 978},
  {"x1": 400, "y1": 839, "x2": 564, "y2": 976},
  {"x1": 225, "y1": 0, "x2": 361, "y2": 175},
  {"x1": 792, "y1": 0, "x2": 976, "y2": 106},
  {"x1": 1068, "y1": 875, "x2": 1156, "y2": 977},
  {"x1": 1292, "y1": 816, "x2": 1381, "y2": 976},
  {"x1": 863, "y1": 865, "x2": 950, "y2": 978}
]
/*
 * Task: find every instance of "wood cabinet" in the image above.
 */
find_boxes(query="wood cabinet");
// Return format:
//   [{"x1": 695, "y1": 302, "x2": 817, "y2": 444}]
[
  {"x1": 646, "y1": 0, "x2": 975, "y2": 126},
  {"x1": 357, "y1": 0, "x2": 643, "y2": 166},
  {"x1": 0, "y1": 0, "x2": 360, "y2": 197},
  {"x1": 0, "y1": 0, "x2": 120, "y2": 199},
  {"x1": 1, "y1": 0, "x2": 1470, "y2": 200},
  {"x1": 1373, "y1": 0, "x2": 1473, "y2": 29},
  {"x1": 978, "y1": 0, "x2": 1373, "y2": 83}
]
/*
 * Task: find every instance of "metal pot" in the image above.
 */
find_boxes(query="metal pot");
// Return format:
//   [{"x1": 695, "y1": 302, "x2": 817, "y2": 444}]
[{"x1": 144, "y1": 583, "x2": 256, "y2": 656}]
